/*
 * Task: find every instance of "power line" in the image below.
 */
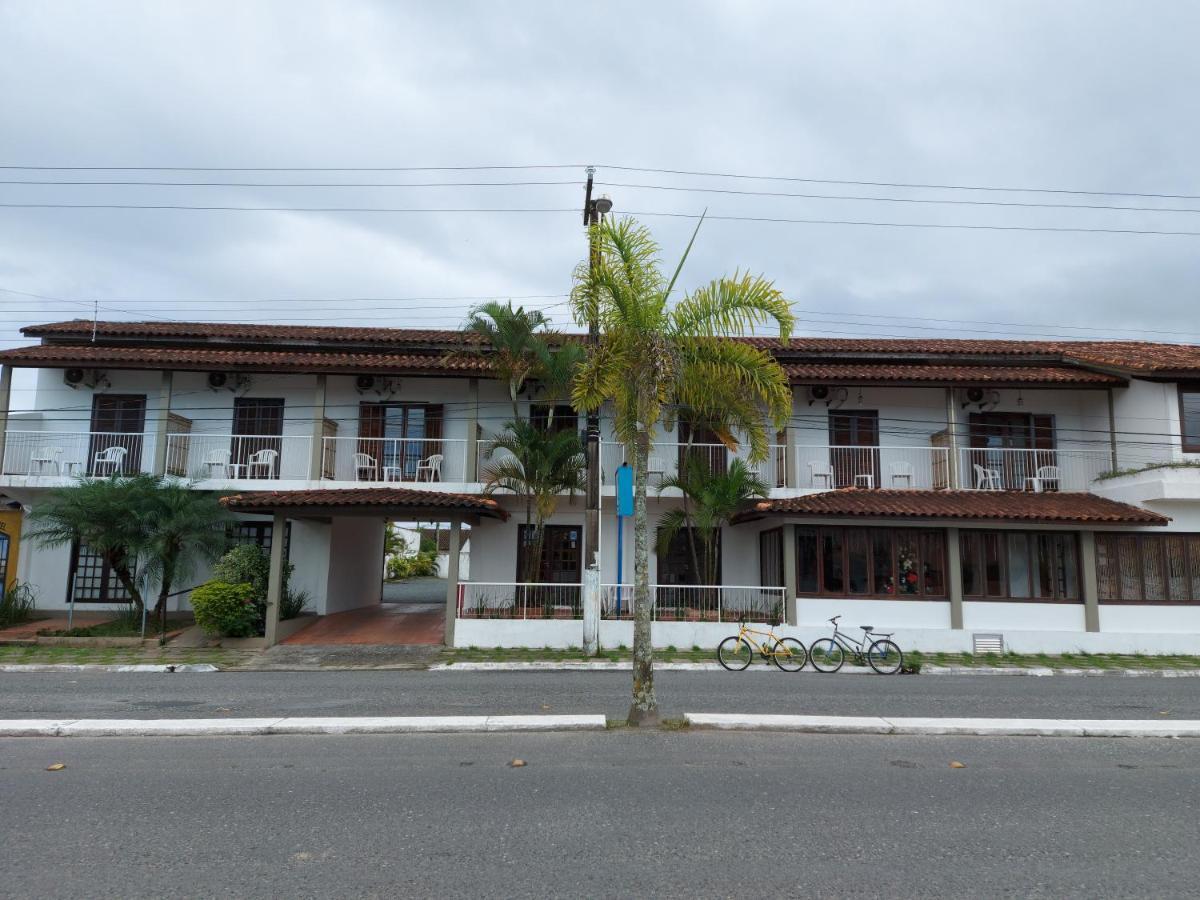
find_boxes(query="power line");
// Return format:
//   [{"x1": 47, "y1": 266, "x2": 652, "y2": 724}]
[
  {"x1": 0, "y1": 164, "x2": 588, "y2": 172},
  {"x1": 0, "y1": 179, "x2": 582, "y2": 188},
  {"x1": 0, "y1": 203, "x2": 579, "y2": 213}
]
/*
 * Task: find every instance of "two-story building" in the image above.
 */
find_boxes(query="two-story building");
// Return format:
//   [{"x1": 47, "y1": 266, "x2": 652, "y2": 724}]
[{"x1": 2, "y1": 319, "x2": 1199, "y2": 654}]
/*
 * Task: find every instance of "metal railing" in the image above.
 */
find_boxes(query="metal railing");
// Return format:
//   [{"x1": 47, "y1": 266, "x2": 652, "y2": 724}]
[
  {"x1": 599, "y1": 584, "x2": 786, "y2": 624},
  {"x1": 1, "y1": 430, "x2": 148, "y2": 477},
  {"x1": 457, "y1": 582, "x2": 583, "y2": 619},
  {"x1": 164, "y1": 433, "x2": 313, "y2": 481},
  {"x1": 957, "y1": 447, "x2": 1110, "y2": 492},
  {"x1": 321, "y1": 436, "x2": 467, "y2": 482},
  {"x1": 599, "y1": 441, "x2": 789, "y2": 489},
  {"x1": 795, "y1": 445, "x2": 950, "y2": 491}
]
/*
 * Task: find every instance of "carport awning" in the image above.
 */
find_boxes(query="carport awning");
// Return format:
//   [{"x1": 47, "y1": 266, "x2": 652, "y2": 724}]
[{"x1": 219, "y1": 487, "x2": 508, "y2": 521}]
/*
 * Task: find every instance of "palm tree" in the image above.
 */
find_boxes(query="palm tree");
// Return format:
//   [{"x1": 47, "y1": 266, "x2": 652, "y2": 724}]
[
  {"x1": 571, "y1": 216, "x2": 794, "y2": 724},
  {"x1": 141, "y1": 481, "x2": 232, "y2": 630},
  {"x1": 482, "y1": 419, "x2": 586, "y2": 590},
  {"x1": 531, "y1": 340, "x2": 586, "y2": 430},
  {"x1": 657, "y1": 457, "x2": 770, "y2": 587},
  {"x1": 462, "y1": 300, "x2": 550, "y2": 419}
]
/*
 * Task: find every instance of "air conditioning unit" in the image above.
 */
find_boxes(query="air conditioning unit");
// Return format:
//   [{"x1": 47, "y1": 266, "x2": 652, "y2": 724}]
[
  {"x1": 355, "y1": 375, "x2": 376, "y2": 393},
  {"x1": 961, "y1": 388, "x2": 999, "y2": 411},
  {"x1": 807, "y1": 385, "x2": 848, "y2": 409},
  {"x1": 207, "y1": 372, "x2": 229, "y2": 390},
  {"x1": 63, "y1": 368, "x2": 109, "y2": 390}
]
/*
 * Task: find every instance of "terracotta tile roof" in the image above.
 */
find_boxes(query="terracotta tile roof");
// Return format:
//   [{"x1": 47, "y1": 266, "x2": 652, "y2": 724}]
[
  {"x1": 0, "y1": 344, "x2": 491, "y2": 375},
  {"x1": 23, "y1": 319, "x2": 477, "y2": 347},
  {"x1": 220, "y1": 487, "x2": 507, "y2": 519},
  {"x1": 732, "y1": 489, "x2": 1168, "y2": 526},
  {"x1": 782, "y1": 363, "x2": 1121, "y2": 386}
]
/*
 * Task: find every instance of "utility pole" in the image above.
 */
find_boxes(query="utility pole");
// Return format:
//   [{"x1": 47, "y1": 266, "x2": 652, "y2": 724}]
[{"x1": 582, "y1": 167, "x2": 612, "y2": 572}]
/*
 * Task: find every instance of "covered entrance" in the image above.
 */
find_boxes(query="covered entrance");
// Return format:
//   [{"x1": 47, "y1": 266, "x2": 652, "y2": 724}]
[{"x1": 219, "y1": 487, "x2": 507, "y2": 647}]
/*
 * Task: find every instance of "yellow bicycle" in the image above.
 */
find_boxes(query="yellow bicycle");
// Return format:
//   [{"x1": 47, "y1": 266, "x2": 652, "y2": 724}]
[{"x1": 717, "y1": 622, "x2": 807, "y2": 672}]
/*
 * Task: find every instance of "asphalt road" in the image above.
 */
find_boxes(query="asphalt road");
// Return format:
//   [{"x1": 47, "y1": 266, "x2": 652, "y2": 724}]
[
  {"x1": 2, "y1": 731, "x2": 1198, "y2": 898},
  {"x1": 0, "y1": 669, "x2": 1198, "y2": 721}
]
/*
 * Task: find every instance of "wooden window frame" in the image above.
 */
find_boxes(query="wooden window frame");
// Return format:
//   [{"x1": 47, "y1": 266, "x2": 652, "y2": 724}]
[
  {"x1": 758, "y1": 528, "x2": 784, "y2": 588},
  {"x1": 1179, "y1": 384, "x2": 1200, "y2": 454},
  {"x1": 794, "y1": 525, "x2": 948, "y2": 600},
  {"x1": 959, "y1": 529, "x2": 1082, "y2": 604},
  {"x1": 66, "y1": 541, "x2": 132, "y2": 605},
  {"x1": 1095, "y1": 532, "x2": 1200, "y2": 605}
]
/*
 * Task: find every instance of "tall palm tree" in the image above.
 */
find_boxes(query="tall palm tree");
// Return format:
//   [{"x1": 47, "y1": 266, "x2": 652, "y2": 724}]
[
  {"x1": 571, "y1": 216, "x2": 794, "y2": 723},
  {"x1": 531, "y1": 340, "x2": 586, "y2": 430},
  {"x1": 482, "y1": 419, "x2": 586, "y2": 585},
  {"x1": 462, "y1": 300, "x2": 550, "y2": 419},
  {"x1": 657, "y1": 457, "x2": 770, "y2": 587}
]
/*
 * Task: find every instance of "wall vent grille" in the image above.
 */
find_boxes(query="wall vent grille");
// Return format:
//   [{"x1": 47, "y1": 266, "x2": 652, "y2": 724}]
[{"x1": 972, "y1": 633, "x2": 1005, "y2": 655}]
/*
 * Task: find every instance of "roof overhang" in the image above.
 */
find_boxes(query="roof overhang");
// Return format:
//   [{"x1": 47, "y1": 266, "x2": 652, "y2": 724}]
[{"x1": 220, "y1": 487, "x2": 508, "y2": 521}]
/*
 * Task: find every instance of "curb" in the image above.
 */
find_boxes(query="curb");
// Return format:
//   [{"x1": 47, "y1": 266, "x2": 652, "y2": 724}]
[
  {"x1": 432, "y1": 661, "x2": 1200, "y2": 677},
  {"x1": 0, "y1": 714, "x2": 606, "y2": 738},
  {"x1": 684, "y1": 713, "x2": 1200, "y2": 738},
  {"x1": 0, "y1": 664, "x2": 219, "y2": 674},
  {"x1": 923, "y1": 665, "x2": 1200, "y2": 678}
]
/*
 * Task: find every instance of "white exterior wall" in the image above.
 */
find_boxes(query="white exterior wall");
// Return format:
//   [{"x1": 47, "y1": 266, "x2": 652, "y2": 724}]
[{"x1": 324, "y1": 516, "x2": 385, "y2": 614}]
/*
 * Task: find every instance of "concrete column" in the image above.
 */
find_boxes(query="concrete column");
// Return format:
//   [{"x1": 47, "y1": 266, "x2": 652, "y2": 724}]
[
  {"x1": 784, "y1": 427, "x2": 798, "y2": 489},
  {"x1": 0, "y1": 365, "x2": 12, "y2": 475},
  {"x1": 944, "y1": 388, "x2": 960, "y2": 489},
  {"x1": 782, "y1": 524, "x2": 798, "y2": 625},
  {"x1": 263, "y1": 511, "x2": 287, "y2": 647},
  {"x1": 582, "y1": 564, "x2": 600, "y2": 655},
  {"x1": 443, "y1": 518, "x2": 462, "y2": 646},
  {"x1": 152, "y1": 370, "x2": 173, "y2": 476},
  {"x1": 465, "y1": 378, "x2": 479, "y2": 481},
  {"x1": 946, "y1": 526, "x2": 964, "y2": 630},
  {"x1": 309, "y1": 374, "x2": 327, "y2": 481},
  {"x1": 1107, "y1": 389, "x2": 1119, "y2": 472},
  {"x1": 1080, "y1": 530, "x2": 1101, "y2": 633}
]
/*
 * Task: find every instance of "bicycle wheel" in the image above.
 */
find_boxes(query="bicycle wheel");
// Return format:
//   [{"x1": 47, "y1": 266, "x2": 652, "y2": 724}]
[
  {"x1": 771, "y1": 637, "x2": 808, "y2": 672},
  {"x1": 808, "y1": 638, "x2": 845, "y2": 673},
  {"x1": 717, "y1": 636, "x2": 754, "y2": 671},
  {"x1": 867, "y1": 639, "x2": 903, "y2": 675}
]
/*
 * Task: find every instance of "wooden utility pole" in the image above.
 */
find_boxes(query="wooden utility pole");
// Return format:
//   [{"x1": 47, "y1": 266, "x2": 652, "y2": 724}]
[{"x1": 582, "y1": 167, "x2": 606, "y2": 571}]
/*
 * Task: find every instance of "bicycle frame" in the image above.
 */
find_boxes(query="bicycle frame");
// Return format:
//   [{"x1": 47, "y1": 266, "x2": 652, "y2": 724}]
[
  {"x1": 824, "y1": 622, "x2": 882, "y2": 661},
  {"x1": 735, "y1": 622, "x2": 784, "y2": 656}
]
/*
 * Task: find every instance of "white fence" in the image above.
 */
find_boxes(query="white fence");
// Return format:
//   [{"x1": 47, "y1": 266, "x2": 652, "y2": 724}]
[
  {"x1": 958, "y1": 447, "x2": 1110, "y2": 492},
  {"x1": 1, "y1": 430, "x2": 148, "y2": 477},
  {"x1": 321, "y1": 436, "x2": 468, "y2": 483},
  {"x1": 164, "y1": 433, "x2": 313, "y2": 481},
  {"x1": 599, "y1": 442, "x2": 789, "y2": 490},
  {"x1": 457, "y1": 582, "x2": 583, "y2": 619},
  {"x1": 794, "y1": 445, "x2": 950, "y2": 491},
  {"x1": 599, "y1": 584, "x2": 786, "y2": 624}
]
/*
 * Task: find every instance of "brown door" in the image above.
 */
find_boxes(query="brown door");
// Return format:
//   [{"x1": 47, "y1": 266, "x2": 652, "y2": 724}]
[
  {"x1": 358, "y1": 403, "x2": 443, "y2": 481},
  {"x1": 828, "y1": 411, "x2": 880, "y2": 488},
  {"x1": 232, "y1": 398, "x2": 284, "y2": 478},
  {"x1": 677, "y1": 421, "x2": 727, "y2": 479},
  {"x1": 88, "y1": 395, "x2": 146, "y2": 475},
  {"x1": 516, "y1": 524, "x2": 581, "y2": 612},
  {"x1": 968, "y1": 412, "x2": 1056, "y2": 489}
]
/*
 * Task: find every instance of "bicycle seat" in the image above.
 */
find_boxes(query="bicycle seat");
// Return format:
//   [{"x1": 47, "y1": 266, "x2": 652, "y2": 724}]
[
  {"x1": 828, "y1": 615, "x2": 841, "y2": 625},
  {"x1": 859, "y1": 624, "x2": 874, "y2": 632}
]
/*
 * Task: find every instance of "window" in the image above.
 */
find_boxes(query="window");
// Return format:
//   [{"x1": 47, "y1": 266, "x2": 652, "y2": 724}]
[
  {"x1": 758, "y1": 528, "x2": 783, "y2": 588},
  {"x1": 358, "y1": 403, "x2": 444, "y2": 480},
  {"x1": 516, "y1": 525, "x2": 581, "y2": 583},
  {"x1": 232, "y1": 398, "x2": 285, "y2": 479},
  {"x1": 967, "y1": 412, "x2": 1057, "y2": 490},
  {"x1": 960, "y1": 530, "x2": 1080, "y2": 602},
  {"x1": 1180, "y1": 386, "x2": 1200, "y2": 454},
  {"x1": 657, "y1": 527, "x2": 721, "y2": 586},
  {"x1": 795, "y1": 526, "x2": 947, "y2": 599},
  {"x1": 67, "y1": 542, "x2": 132, "y2": 604},
  {"x1": 529, "y1": 404, "x2": 578, "y2": 435},
  {"x1": 828, "y1": 411, "x2": 880, "y2": 488},
  {"x1": 227, "y1": 521, "x2": 291, "y2": 558},
  {"x1": 88, "y1": 394, "x2": 146, "y2": 475},
  {"x1": 1096, "y1": 533, "x2": 1200, "y2": 603}
]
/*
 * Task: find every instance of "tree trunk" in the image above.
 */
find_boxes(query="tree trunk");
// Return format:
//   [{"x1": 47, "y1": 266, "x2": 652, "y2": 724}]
[
  {"x1": 628, "y1": 427, "x2": 659, "y2": 725},
  {"x1": 107, "y1": 552, "x2": 144, "y2": 612}
]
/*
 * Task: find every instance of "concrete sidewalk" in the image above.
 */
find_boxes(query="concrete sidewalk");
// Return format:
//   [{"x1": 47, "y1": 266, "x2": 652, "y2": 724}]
[{"x1": 685, "y1": 713, "x2": 1200, "y2": 738}]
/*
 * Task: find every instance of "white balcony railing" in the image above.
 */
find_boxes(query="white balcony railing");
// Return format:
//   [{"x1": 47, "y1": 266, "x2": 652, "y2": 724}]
[
  {"x1": 457, "y1": 582, "x2": 583, "y2": 619},
  {"x1": 795, "y1": 445, "x2": 951, "y2": 491},
  {"x1": 321, "y1": 436, "x2": 468, "y2": 483},
  {"x1": 958, "y1": 447, "x2": 1111, "y2": 492},
  {"x1": 164, "y1": 433, "x2": 313, "y2": 481},
  {"x1": 599, "y1": 442, "x2": 790, "y2": 490},
  {"x1": 1, "y1": 430, "x2": 148, "y2": 477},
  {"x1": 600, "y1": 584, "x2": 785, "y2": 624}
]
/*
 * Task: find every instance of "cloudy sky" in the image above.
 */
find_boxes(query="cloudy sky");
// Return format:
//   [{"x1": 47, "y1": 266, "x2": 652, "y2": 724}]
[{"x1": 2, "y1": 0, "x2": 1199, "y2": 407}]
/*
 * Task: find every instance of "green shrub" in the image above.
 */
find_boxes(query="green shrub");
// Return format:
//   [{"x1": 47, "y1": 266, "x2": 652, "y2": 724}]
[
  {"x1": 281, "y1": 588, "x2": 310, "y2": 620},
  {"x1": 214, "y1": 544, "x2": 281, "y2": 600},
  {"x1": 191, "y1": 581, "x2": 259, "y2": 638},
  {"x1": 385, "y1": 551, "x2": 439, "y2": 580},
  {"x1": 0, "y1": 580, "x2": 38, "y2": 628}
]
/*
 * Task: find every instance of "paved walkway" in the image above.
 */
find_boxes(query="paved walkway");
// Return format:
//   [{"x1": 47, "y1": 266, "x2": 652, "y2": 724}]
[
  {"x1": 282, "y1": 602, "x2": 444, "y2": 645},
  {"x1": 0, "y1": 611, "x2": 111, "y2": 642}
]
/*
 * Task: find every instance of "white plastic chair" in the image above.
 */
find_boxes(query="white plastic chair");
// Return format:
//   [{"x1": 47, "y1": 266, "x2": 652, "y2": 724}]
[
  {"x1": 245, "y1": 448, "x2": 278, "y2": 478},
  {"x1": 809, "y1": 460, "x2": 834, "y2": 489},
  {"x1": 92, "y1": 445, "x2": 127, "y2": 476},
  {"x1": 889, "y1": 461, "x2": 914, "y2": 488},
  {"x1": 1027, "y1": 464, "x2": 1060, "y2": 493},
  {"x1": 973, "y1": 463, "x2": 1002, "y2": 491},
  {"x1": 204, "y1": 449, "x2": 232, "y2": 479},
  {"x1": 30, "y1": 446, "x2": 63, "y2": 475},
  {"x1": 354, "y1": 452, "x2": 378, "y2": 481},
  {"x1": 416, "y1": 453, "x2": 444, "y2": 482},
  {"x1": 647, "y1": 455, "x2": 665, "y2": 484}
]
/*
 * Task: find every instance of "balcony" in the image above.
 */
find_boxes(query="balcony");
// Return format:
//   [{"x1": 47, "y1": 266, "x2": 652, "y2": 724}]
[
  {"x1": 165, "y1": 433, "x2": 314, "y2": 482},
  {"x1": 957, "y1": 447, "x2": 1111, "y2": 493},
  {"x1": 320, "y1": 436, "x2": 469, "y2": 484},
  {"x1": 600, "y1": 441, "x2": 790, "y2": 491},
  {"x1": 2, "y1": 430, "x2": 151, "y2": 479}
]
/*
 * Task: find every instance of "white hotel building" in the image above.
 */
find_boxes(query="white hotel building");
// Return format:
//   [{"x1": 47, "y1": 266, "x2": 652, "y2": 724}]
[{"x1": 2, "y1": 318, "x2": 1200, "y2": 653}]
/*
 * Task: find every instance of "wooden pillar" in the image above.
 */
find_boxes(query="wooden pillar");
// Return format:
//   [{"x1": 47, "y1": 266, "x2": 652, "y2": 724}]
[
  {"x1": 309, "y1": 374, "x2": 327, "y2": 481},
  {"x1": 946, "y1": 526, "x2": 964, "y2": 630},
  {"x1": 0, "y1": 365, "x2": 11, "y2": 475},
  {"x1": 782, "y1": 523, "x2": 798, "y2": 625},
  {"x1": 264, "y1": 511, "x2": 287, "y2": 647},
  {"x1": 1080, "y1": 530, "x2": 1101, "y2": 633},
  {"x1": 945, "y1": 388, "x2": 960, "y2": 490},
  {"x1": 443, "y1": 518, "x2": 462, "y2": 646},
  {"x1": 465, "y1": 378, "x2": 479, "y2": 481},
  {"x1": 152, "y1": 370, "x2": 173, "y2": 475}
]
